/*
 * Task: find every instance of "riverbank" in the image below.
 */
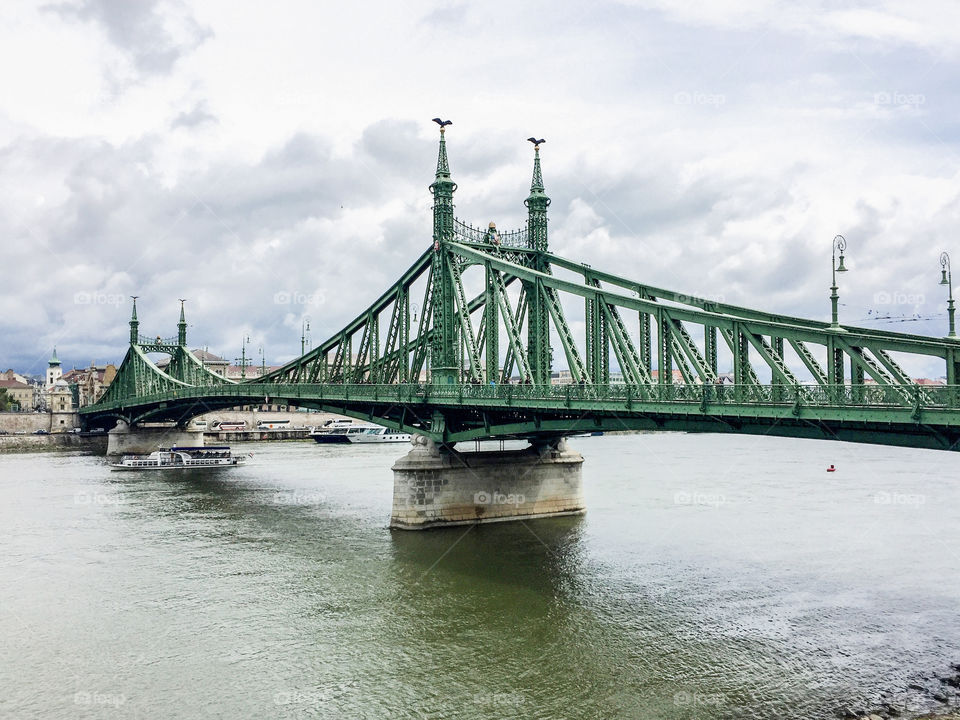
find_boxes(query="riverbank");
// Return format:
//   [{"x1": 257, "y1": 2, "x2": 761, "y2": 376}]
[
  {"x1": 0, "y1": 433, "x2": 107, "y2": 454},
  {"x1": 840, "y1": 664, "x2": 960, "y2": 719}
]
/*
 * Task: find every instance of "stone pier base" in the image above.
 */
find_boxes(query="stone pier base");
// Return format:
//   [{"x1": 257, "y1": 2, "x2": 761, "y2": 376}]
[
  {"x1": 390, "y1": 436, "x2": 585, "y2": 530},
  {"x1": 106, "y1": 421, "x2": 203, "y2": 456}
]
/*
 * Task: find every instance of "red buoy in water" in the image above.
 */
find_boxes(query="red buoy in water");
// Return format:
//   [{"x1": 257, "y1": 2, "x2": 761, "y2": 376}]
[{"x1": 826, "y1": 464, "x2": 836, "y2": 472}]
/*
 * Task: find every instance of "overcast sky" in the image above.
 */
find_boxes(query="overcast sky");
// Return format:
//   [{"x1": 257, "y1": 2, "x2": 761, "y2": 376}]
[{"x1": 2, "y1": 0, "x2": 959, "y2": 378}]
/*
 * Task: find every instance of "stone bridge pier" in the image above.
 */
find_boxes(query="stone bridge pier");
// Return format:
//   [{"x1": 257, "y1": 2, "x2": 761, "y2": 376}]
[
  {"x1": 106, "y1": 420, "x2": 203, "y2": 456},
  {"x1": 390, "y1": 435, "x2": 585, "y2": 530}
]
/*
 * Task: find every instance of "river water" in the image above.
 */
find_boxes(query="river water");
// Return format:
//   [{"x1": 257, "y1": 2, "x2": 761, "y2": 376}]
[{"x1": 2, "y1": 433, "x2": 959, "y2": 719}]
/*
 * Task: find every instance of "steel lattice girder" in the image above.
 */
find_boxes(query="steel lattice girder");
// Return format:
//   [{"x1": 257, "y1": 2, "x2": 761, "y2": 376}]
[
  {"x1": 81, "y1": 380, "x2": 960, "y2": 449},
  {"x1": 86, "y1": 228, "x2": 960, "y2": 452}
]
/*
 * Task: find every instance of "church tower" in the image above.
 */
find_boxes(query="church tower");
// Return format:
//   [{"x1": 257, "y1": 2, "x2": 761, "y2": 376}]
[{"x1": 45, "y1": 347, "x2": 62, "y2": 389}]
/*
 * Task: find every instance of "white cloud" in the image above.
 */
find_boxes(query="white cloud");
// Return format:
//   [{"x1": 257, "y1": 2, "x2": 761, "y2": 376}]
[{"x1": 1, "y1": 0, "x2": 958, "y2": 381}]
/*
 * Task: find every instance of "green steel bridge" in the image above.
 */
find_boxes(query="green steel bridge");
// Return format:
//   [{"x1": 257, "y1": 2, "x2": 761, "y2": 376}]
[{"x1": 81, "y1": 127, "x2": 960, "y2": 452}]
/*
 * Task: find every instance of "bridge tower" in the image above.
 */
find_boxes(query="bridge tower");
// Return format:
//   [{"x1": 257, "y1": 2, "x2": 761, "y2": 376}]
[
  {"x1": 129, "y1": 296, "x2": 139, "y2": 345},
  {"x1": 177, "y1": 300, "x2": 187, "y2": 346},
  {"x1": 525, "y1": 141, "x2": 552, "y2": 384},
  {"x1": 429, "y1": 122, "x2": 460, "y2": 386}
]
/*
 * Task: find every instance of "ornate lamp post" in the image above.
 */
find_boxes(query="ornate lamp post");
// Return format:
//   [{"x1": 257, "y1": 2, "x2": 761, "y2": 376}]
[
  {"x1": 236, "y1": 335, "x2": 251, "y2": 380},
  {"x1": 940, "y1": 251, "x2": 956, "y2": 338},
  {"x1": 830, "y1": 234, "x2": 848, "y2": 329},
  {"x1": 300, "y1": 317, "x2": 311, "y2": 356}
]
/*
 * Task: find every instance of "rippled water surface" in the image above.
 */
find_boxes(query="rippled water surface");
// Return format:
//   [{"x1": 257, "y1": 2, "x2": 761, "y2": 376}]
[{"x1": 2, "y1": 433, "x2": 960, "y2": 719}]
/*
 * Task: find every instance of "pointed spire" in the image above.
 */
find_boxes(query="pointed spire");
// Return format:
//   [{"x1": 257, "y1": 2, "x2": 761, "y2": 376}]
[
  {"x1": 429, "y1": 118, "x2": 456, "y2": 254},
  {"x1": 49, "y1": 347, "x2": 60, "y2": 366},
  {"x1": 436, "y1": 128, "x2": 450, "y2": 179},
  {"x1": 525, "y1": 138, "x2": 548, "y2": 202},
  {"x1": 129, "y1": 296, "x2": 139, "y2": 345},
  {"x1": 177, "y1": 299, "x2": 187, "y2": 346},
  {"x1": 429, "y1": 118, "x2": 456, "y2": 195},
  {"x1": 525, "y1": 139, "x2": 550, "y2": 252},
  {"x1": 530, "y1": 146, "x2": 544, "y2": 194}
]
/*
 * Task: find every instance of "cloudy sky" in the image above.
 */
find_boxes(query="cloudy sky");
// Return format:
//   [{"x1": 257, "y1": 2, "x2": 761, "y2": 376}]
[{"x1": 2, "y1": 0, "x2": 959, "y2": 378}]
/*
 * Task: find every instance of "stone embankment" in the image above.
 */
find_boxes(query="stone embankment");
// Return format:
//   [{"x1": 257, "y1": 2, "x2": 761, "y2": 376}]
[{"x1": 0, "y1": 433, "x2": 106, "y2": 453}]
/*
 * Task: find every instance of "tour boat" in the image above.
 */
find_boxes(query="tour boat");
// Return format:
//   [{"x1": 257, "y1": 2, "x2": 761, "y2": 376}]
[
  {"x1": 309, "y1": 420, "x2": 410, "y2": 444},
  {"x1": 309, "y1": 419, "x2": 361, "y2": 444},
  {"x1": 346, "y1": 427, "x2": 412, "y2": 444},
  {"x1": 111, "y1": 446, "x2": 246, "y2": 470}
]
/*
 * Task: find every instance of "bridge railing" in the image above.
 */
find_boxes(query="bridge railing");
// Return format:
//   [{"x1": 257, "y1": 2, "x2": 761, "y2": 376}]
[
  {"x1": 83, "y1": 381, "x2": 960, "y2": 414},
  {"x1": 453, "y1": 218, "x2": 530, "y2": 249},
  {"x1": 137, "y1": 334, "x2": 179, "y2": 347}
]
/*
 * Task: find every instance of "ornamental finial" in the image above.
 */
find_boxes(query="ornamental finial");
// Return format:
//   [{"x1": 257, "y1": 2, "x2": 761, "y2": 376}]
[
  {"x1": 527, "y1": 137, "x2": 546, "y2": 196},
  {"x1": 431, "y1": 118, "x2": 453, "y2": 179}
]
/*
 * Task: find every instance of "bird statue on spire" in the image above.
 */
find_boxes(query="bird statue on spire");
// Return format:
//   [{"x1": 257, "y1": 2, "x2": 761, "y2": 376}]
[
  {"x1": 527, "y1": 137, "x2": 545, "y2": 147},
  {"x1": 432, "y1": 118, "x2": 453, "y2": 132}
]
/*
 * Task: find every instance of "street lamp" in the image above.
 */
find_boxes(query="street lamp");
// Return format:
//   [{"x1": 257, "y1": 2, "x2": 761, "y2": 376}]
[
  {"x1": 940, "y1": 251, "x2": 956, "y2": 338},
  {"x1": 236, "y1": 335, "x2": 251, "y2": 380},
  {"x1": 300, "y1": 317, "x2": 311, "y2": 356},
  {"x1": 830, "y1": 234, "x2": 848, "y2": 329}
]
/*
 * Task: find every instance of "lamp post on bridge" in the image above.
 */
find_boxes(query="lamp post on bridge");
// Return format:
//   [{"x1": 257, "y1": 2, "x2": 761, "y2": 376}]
[
  {"x1": 830, "y1": 234, "x2": 849, "y2": 329},
  {"x1": 235, "y1": 335, "x2": 251, "y2": 380},
  {"x1": 940, "y1": 251, "x2": 956, "y2": 338},
  {"x1": 300, "y1": 317, "x2": 311, "y2": 356}
]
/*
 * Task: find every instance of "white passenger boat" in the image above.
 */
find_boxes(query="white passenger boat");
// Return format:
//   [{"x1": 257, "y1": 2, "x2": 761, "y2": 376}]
[
  {"x1": 111, "y1": 446, "x2": 246, "y2": 470},
  {"x1": 309, "y1": 419, "x2": 362, "y2": 444},
  {"x1": 346, "y1": 427, "x2": 412, "y2": 444},
  {"x1": 309, "y1": 420, "x2": 410, "y2": 444}
]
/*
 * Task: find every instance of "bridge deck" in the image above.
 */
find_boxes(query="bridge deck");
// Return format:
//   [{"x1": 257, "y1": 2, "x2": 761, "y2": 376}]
[{"x1": 81, "y1": 381, "x2": 960, "y2": 451}]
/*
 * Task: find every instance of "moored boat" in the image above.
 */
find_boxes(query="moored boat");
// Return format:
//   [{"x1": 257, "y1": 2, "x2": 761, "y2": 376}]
[
  {"x1": 111, "y1": 446, "x2": 246, "y2": 470},
  {"x1": 309, "y1": 419, "x2": 361, "y2": 444},
  {"x1": 346, "y1": 427, "x2": 412, "y2": 444},
  {"x1": 309, "y1": 420, "x2": 410, "y2": 444}
]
